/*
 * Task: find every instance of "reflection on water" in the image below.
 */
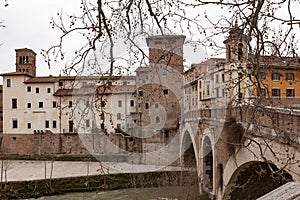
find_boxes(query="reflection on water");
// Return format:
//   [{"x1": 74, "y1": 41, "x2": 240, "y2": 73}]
[{"x1": 28, "y1": 186, "x2": 199, "y2": 200}]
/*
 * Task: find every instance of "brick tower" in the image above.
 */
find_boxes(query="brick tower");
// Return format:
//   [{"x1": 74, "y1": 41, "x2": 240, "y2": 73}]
[
  {"x1": 146, "y1": 35, "x2": 185, "y2": 73},
  {"x1": 15, "y1": 48, "x2": 36, "y2": 77}
]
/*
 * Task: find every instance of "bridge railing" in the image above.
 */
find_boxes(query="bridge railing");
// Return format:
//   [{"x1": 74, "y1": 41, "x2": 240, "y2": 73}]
[{"x1": 181, "y1": 105, "x2": 300, "y2": 142}]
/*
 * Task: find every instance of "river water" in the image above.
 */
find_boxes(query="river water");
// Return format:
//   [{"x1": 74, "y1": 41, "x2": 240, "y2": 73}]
[{"x1": 27, "y1": 186, "x2": 199, "y2": 200}]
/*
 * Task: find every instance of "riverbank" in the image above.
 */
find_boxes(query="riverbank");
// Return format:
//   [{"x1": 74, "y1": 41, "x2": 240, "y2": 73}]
[{"x1": 0, "y1": 170, "x2": 199, "y2": 199}]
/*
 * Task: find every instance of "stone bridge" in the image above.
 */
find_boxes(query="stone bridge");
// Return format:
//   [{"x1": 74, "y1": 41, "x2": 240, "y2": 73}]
[{"x1": 179, "y1": 105, "x2": 300, "y2": 200}]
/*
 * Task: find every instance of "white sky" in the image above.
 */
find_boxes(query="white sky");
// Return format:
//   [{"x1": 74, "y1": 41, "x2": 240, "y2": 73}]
[
  {"x1": 0, "y1": 0, "x2": 82, "y2": 79},
  {"x1": 1, "y1": 1, "x2": 299, "y2": 83}
]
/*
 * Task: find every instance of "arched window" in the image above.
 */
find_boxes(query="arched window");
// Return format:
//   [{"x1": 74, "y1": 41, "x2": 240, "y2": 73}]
[{"x1": 155, "y1": 116, "x2": 160, "y2": 123}]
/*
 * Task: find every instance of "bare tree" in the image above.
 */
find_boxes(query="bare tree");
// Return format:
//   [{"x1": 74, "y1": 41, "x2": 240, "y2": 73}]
[{"x1": 43, "y1": 1, "x2": 300, "y2": 199}]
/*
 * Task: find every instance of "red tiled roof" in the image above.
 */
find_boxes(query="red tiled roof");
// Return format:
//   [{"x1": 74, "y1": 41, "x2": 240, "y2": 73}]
[{"x1": 0, "y1": 71, "x2": 33, "y2": 77}]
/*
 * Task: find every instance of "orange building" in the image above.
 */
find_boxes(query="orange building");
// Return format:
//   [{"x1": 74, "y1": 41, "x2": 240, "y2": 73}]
[{"x1": 251, "y1": 56, "x2": 300, "y2": 107}]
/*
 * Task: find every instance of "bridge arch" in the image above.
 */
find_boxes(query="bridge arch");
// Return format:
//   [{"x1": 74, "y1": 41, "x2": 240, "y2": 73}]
[
  {"x1": 199, "y1": 128, "x2": 217, "y2": 198},
  {"x1": 180, "y1": 129, "x2": 197, "y2": 168},
  {"x1": 222, "y1": 161, "x2": 292, "y2": 200}
]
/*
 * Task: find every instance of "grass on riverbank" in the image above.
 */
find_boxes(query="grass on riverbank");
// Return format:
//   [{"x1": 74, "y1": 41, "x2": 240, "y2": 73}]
[{"x1": 0, "y1": 171, "x2": 199, "y2": 199}]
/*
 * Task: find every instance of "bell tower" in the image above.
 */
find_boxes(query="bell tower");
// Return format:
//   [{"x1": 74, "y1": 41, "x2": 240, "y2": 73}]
[
  {"x1": 223, "y1": 23, "x2": 248, "y2": 63},
  {"x1": 15, "y1": 48, "x2": 36, "y2": 77},
  {"x1": 146, "y1": 35, "x2": 185, "y2": 73}
]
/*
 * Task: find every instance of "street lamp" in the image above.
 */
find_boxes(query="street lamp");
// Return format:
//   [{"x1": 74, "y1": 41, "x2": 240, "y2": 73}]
[{"x1": 237, "y1": 64, "x2": 243, "y2": 105}]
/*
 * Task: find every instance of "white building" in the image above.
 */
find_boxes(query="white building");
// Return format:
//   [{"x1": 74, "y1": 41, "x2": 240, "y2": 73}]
[{"x1": 1, "y1": 48, "x2": 136, "y2": 135}]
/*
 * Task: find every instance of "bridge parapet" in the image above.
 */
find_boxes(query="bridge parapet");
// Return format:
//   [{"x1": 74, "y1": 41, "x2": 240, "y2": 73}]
[{"x1": 182, "y1": 106, "x2": 300, "y2": 144}]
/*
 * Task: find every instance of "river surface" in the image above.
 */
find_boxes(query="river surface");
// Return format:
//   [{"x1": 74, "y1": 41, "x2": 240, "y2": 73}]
[{"x1": 27, "y1": 186, "x2": 199, "y2": 200}]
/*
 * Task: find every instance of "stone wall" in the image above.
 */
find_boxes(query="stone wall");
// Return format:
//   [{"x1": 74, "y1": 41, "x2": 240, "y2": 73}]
[{"x1": 0, "y1": 133, "x2": 128, "y2": 155}]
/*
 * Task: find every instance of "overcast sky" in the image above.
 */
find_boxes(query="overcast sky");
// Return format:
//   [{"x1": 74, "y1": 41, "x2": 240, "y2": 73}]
[
  {"x1": 0, "y1": 0, "x2": 82, "y2": 78},
  {"x1": 2, "y1": 1, "x2": 298, "y2": 83}
]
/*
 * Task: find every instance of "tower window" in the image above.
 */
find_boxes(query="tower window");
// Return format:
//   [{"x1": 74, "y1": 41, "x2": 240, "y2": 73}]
[
  {"x1": 118, "y1": 100, "x2": 122, "y2": 107},
  {"x1": 27, "y1": 86, "x2": 31, "y2": 92},
  {"x1": 86, "y1": 120, "x2": 90, "y2": 128},
  {"x1": 47, "y1": 88, "x2": 51, "y2": 93},
  {"x1": 155, "y1": 116, "x2": 160, "y2": 123},
  {"x1": 36, "y1": 88, "x2": 40, "y2": 93},
  {"x1": 7, "y1": 79, "x2": 11, "y2": 87},
  {"x1": 130, "y1": 100, "x2": 134, "y2": 107},
  {"x1": 69, "y1": 120, "x2": 74, "y2": 133},
  {"x1": 163, "y1": 89, "x2": 169, "y2": 95},
  {"x1": 69, "y1": 101, "x2": 73, "y2": 108},
  {"x1": 39, "y1": 102, "x2": 43, "y2": 108},
  {"x1": 238, "y1": 43, "x2": 243, "y2": 61},
  {"x1": 162, "y1": 68, "x2": 167, "y2": 76},
  {"x1": 27, "y1": 103, "x2": 31, "y2": 108},
  {"x1": 27, "y1": 123, "x2": 31, "y2": 129}
]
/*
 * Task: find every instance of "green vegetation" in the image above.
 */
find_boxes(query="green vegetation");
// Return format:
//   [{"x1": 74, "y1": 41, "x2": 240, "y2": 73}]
[{"x1": 0, "y1": 171, "x2": 198, "y2": 199}]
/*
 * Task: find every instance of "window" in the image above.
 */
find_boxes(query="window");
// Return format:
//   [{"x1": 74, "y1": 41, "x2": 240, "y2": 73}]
[
  {"x1": 272, "y1": 88, "x2": 280, "y2": 97},
  {"x1": 45, "y1": 120, "x2": 50, "y2": 128},
  {"x1": 117, "y1": 113, "x2": 121, "y2": 120},
  {"x1": 286, "y1": 88, "x2": 295, "y2": 97},
  {"x1": 53, "y1": 120, "x2": 57, "y2": 128},
  {"x1": 222, "y1": 74, "x2": 225, "y2": 82},
  {"x1": 12, "y1": 98, "x2": 17, "y2": 109},
  {"x1": 118, "y1": 100, "x2": 122, "y2": 107},
  {"x1": 116, "y1": 123, "x2": 121, "y2": 129},
  {"x1": 207, "y1": 85, "x2": 210, "y2": 95},
  {"x1": 27, "y1": 86, "x2": 31, "y2": 92},
  {"x1": 130, "y1": 100, "x2": 134, "y2": 107},
  {"x1": 53, "y1": 101, "x2": 57, "y2": 108},
  {"x1": 69, "y1": 120, "x2": 74, "y2": 133},
  {"x1": 86, "y1": 119, "x2": 90, "y2": 128},
  {"x1": 69, "y1": 101, "x2": 73, "y2": 108},
  {"x1": 145, "y1": 102, "x2": 149, "y2": 109},
  {"x1": 155, "y1": 116, "x2": 160, "y2": 123},
  {"x1": 86, "y1": 101, "x2": 90, "y2": 107},
  {"x1": 59, "y1": 81, "x2": 63, "y2": 87},
  {"x1": 271, "y1": 72, "x2": 280, "y2": 81},
  {"x1": 27, "y1": 123, "x2": 31, "y2": 129},
  {"x1": 165, "y1": 130, "x2": 169, "y2": 138},
  {"x1": 47, "y1": 88, "x2": 51, "y2": 93},
  {"x1": 163, "y1": 89, "x2": 168, "y2": 95},
  {"x1": 258, "y1": 72, "x2": 266, "y2": 80},
  {"x1": 27, "y1": 103, "x2": 31, "y2": 108},
  {"x1": 162, "y1": 68, "x2": 167, "y2": 76},
  {"x1": 12, "y1": 119, "x2": 18, "y2": 128},
  {"x1": 238, "y1": 43, "x2": 243, "y2": 61},
  {"x1": 215, "y1": 74, "x2": 219, "y2": 83},
  {"x1": 286, "y1": 73, "x2": 294, "y2": 81},
  {"x1": 7, "y1": 79, "x2": 11, "y2": 87},
  {"x1": 36, "y1": 88, "x2": 39, "y2": 93},
  {"x1": 39, "y1": 102, "x2": 43, "y2": 108},
  {"x1": 155, "y1": 103, "x2": 159, "y2": 109}
]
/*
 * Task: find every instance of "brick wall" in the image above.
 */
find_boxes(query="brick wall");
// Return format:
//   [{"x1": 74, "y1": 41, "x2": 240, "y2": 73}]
[{"x1": 0, "y1": 133, "x2": 129, "y2": 155}]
